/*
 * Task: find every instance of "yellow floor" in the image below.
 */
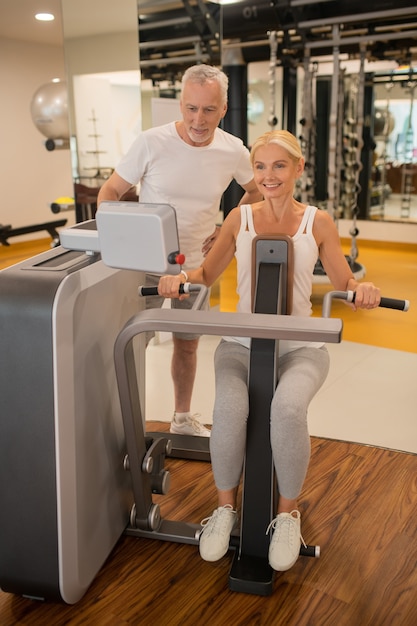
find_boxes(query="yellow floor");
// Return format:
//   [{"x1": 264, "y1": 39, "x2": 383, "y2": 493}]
[
  {"x1": 0, "y1": 238, "x2": 54, "y2": 270},
  {"x1": 2, "y1": 236, "x2": 416, "y2": 354}
]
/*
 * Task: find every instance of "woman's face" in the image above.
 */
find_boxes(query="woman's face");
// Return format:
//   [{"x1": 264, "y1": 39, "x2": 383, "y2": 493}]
[{"x1": 252, "y1": 143, "x2": 304, "y2": 199}]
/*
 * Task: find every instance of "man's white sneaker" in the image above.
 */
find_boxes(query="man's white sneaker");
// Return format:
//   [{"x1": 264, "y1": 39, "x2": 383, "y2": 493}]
[
  {"x1": 170, "y1": 414, "x2": 211, "y2": 437},
  {"x1": 266, "y1": 510, "x2": 306, "y2": 571},
  {"x1": 199, "y1": 505, "x2": 237, "y2": 561}
]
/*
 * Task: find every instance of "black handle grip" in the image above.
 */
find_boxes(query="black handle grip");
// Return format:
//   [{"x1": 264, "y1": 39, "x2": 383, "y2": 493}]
[
  {"x1": 352, "y1": 292, "x2": 409, "y2": 311},
  {"x1": 379, "y1": 297, "x2": 409, "y2": 311},
  {"x1": 138, "y1": 283, "x2": 197, "y2": 297},
  {"x1": 138, "y1": 286, "x2": 160, "y2": 296}
]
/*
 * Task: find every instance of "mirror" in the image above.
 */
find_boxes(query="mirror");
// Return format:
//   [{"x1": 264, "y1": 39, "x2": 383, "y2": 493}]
[
  {"x1": 61, "y1": 0, "x2": 141, "y2": 193},
  {"x1": 60, "y1": 0, "x2": 142, "y2": 221},
  {"x1": 372, "y1": 75, "x2": 417, "y2": 222},
  {"x1": 61, "y1": 0, "x2": 416, "y2": 225}
]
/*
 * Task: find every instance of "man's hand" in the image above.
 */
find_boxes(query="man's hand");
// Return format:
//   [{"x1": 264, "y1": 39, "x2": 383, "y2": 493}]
[{"x1": 202, "y1": 225, "x2": 221, "y2": 256}]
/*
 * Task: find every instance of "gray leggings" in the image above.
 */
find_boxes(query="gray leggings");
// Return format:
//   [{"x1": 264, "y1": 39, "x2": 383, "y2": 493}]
[{"x1": 211, "y1": 340, "x2": 330, "y2": 500}]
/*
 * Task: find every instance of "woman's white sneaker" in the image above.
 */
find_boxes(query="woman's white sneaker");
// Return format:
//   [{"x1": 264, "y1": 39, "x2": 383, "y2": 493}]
[
  {"x1": 199, "y1": 505, "x2": 237, "y2": 561},
  {"x1": 266, "y1": 510, "x2": 306, "y2": 571}
]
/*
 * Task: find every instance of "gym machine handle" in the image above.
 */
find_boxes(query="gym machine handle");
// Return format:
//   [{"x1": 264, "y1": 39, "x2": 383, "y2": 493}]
[
  {"x1": 138, "y1": 283, "x2": 208, "y2": 311},
  {"x1": 322, "y1": 290, "x2": 410, "y2": 318},
  {"x1": 139, "y1": 283, "x2": 194, "y2": 297}
]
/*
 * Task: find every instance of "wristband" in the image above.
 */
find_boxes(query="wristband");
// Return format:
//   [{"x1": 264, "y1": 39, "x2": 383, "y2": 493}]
[{"x1": 180, "y1": 269, "x2": 188, "y2": 281}]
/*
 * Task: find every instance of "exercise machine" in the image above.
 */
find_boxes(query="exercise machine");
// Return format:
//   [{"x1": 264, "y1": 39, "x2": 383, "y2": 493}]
[
  {"x1": 0, "y1": 201, "x2": 189, "y2": 603},
  {"x1": 0, "y1": 202, "x2": 221, "y2": 603},
  {"x1": 114, "y1": 233, "x2": 342, "y2": 597},
  {"x1": 0, "y1": 202, "x2": 408, "y2": 603},
  {"x1": 115, "y1": 225, "x2": 408, "y2": 596},
  {"x1": 0, "y1": 213, "x2": 149, "y2": 603}
]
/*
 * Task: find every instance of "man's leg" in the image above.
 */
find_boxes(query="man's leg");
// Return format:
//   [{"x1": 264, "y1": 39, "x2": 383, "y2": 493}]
[
  {"x1": 169, "y1": 287, "x2": 211, "y2": 437},
  {"x1": 169, "y1": 336, "x2": 210, "y2": 437},
  {"x1": 171, "y1": 336, "x2": 199, "y2": 413}
]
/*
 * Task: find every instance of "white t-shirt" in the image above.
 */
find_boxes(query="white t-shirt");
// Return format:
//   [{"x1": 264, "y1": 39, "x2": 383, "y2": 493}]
[
  {"x1": 116, "y1": 122, "x2": 254, "y2": 269},
  {"x1": 226, "y1": 203, "x2": 324, "y2": 355}
]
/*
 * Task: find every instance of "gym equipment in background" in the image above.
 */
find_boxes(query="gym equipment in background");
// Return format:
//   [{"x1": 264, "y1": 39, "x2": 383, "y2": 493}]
[{"x1": 0, "y1": 219, "x2": 67, "y2": 247}]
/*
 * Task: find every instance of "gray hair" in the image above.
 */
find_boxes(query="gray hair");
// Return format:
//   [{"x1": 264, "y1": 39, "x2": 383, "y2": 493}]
[{"x1": 181, "y1": 64, "x2": 228, "y2": 104}]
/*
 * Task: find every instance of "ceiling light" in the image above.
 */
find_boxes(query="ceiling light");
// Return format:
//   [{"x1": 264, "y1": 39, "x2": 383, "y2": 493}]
[
  {"x1": 210, "y1": 1, "x2": 245, "y2": 5},
  {"x1": 35, "y1": 13, "x2": 55, "y2": 22}
]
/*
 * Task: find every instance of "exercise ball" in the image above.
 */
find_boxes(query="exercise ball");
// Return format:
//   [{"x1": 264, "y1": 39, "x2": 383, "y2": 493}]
[
  {"x1": 374, "y1": 107, "x2": 395, "y2": 138},
  {"x1": 30, "y1": 81, "x2": 69, "y2": 140}
]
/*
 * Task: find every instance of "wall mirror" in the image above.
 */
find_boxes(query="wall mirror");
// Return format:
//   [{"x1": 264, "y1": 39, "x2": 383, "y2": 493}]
[
  {"x1": 61, "y1": 0, "x2": 141, "y2": 189},
  {"x1": 61, "y1": 0, "x2": 417, "y2": 225}
]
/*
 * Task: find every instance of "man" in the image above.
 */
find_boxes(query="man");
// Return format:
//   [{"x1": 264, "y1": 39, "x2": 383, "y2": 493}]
[{"x1": 97, "y1": 64, "x2": 261, "y2": 437}]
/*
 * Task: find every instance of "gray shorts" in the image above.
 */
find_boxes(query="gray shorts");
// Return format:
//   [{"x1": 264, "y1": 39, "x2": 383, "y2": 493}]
[{"x1": 144, "y1": 274, "x2": 210, "y2": 340}]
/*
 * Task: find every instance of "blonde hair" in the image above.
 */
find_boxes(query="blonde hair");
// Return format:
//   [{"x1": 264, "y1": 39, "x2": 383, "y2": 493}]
[{"x1": 250, "y1": 130, "x2": 303, "y2": 166}]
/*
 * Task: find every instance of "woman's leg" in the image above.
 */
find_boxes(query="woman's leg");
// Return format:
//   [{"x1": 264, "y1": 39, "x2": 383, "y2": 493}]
[
  {"x1": 267, "y1": 346, "x2": 330, "y2": 572},
  {"x1": 199, "y1": 340, "x2": 249, "y2": 561},
  {"x1": 210, "y1": 340, "x2": 250, "y2": 501},
  {"x1": 270, "y1": 345, "x2": 330, "y2": 505}
]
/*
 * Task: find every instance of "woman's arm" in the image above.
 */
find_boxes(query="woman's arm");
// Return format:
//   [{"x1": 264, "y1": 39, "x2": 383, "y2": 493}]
[
  {"x1": 158, "y1": 207, "x2": 241, "y2": 299},
  {"x1": 314, "y1": 210, "x2": 381, "y2": 310}
]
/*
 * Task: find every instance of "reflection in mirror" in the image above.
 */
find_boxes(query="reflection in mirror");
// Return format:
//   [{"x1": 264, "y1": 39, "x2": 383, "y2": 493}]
[
  {"x1": 71, "y1": 71, "x2": 141, "y2": 179},
  {"x1": 61, "y1": 0, "x2": 417, "y2": 225},
  {"x1": 137, "y1": 1, "x2": 221, "y2": 131},
  {"x1": 373, "y1": 74, "x2": 417, "y2": 221},
  {"x1": 61, "y1": 0, "x2": 141, "y2": 196}
]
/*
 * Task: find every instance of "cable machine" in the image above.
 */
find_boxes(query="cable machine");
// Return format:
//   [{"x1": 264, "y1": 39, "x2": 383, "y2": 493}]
[
  {"x1": 374, "y1": 79, "x2": 395, "y2": 217},
  {"x1": 400, "y1": 77, "x2": 417, "y2": 218},
  {"x1": 314, "y1": 31, "x2": 366, "y2": 281},
  {"x1": 299, "y1": 49, "x2": 317, "y2": 207}
]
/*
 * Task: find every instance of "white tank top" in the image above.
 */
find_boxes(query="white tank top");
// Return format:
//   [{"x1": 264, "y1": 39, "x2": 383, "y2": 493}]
[{"x1": 225, "y1": 204, "x2": 324, "y2": 355}]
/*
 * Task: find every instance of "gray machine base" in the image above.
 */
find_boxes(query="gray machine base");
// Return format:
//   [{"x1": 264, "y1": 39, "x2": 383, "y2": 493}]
[
  {"x1": 0, "y1": 247, "x2": 144, "y2": 603},
  {"x1": 146, "y1": 431, "x2": 210, "y2": 461}
]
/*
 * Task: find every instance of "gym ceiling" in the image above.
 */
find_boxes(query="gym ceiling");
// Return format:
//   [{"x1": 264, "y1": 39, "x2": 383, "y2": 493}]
[{"x1": 137, "y1": 0, "x2": 417, "y2": 83}]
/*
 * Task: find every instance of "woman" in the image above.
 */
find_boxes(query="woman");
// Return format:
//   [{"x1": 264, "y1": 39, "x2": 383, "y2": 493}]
[{"x1": 157, "y1": 130, "x2": 380, "y2": 572}]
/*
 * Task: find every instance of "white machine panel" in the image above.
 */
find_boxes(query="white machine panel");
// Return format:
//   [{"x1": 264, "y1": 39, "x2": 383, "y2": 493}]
[{"x1": 96, "y1": 202, "x2": 181, "y2": 274}]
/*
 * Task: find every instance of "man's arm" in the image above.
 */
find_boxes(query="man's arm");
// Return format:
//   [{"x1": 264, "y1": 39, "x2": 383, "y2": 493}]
[
  {"x1": 202, "y1": 179, "x2": 261, "y2": 255},
  {"x1": 238, "y1": 178, "x2": 263, "y2": 205},
  {"x1": 97, "y1": 171, "x2": 134, "y2": 207}
]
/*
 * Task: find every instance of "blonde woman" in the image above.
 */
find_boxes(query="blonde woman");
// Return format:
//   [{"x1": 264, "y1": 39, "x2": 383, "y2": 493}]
[{"x1": 158, "y1": 130, "x2": 380, "y2": 571}]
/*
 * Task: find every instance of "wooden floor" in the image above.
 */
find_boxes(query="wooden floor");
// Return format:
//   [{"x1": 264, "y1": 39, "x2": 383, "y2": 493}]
[
  {"x1": 1, "y1": 237, "x2": 417, "y2": 624},
  {"x1": 0, "y1": 421, "x2": 416, "y2": 625}
]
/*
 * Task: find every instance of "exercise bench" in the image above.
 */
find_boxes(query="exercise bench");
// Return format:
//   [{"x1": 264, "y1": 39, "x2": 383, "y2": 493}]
[{"x1": 0, "y1": 219, "x2": 67, "y2": 247}]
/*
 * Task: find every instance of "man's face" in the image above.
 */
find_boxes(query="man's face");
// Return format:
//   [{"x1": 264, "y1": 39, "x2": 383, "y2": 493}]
[{"x1": 180, "y1": 79, "x2": 228, "y2": 146}]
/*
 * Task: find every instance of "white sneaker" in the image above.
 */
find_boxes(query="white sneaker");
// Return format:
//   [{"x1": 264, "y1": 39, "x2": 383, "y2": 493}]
[
  {"x1": 170, "y1": 413, "x2": 211, "y2": 437},
  {"x1": 266, "y1": 510, "x2": 306, "y2": 571},
  {"x1": 199, "y1": 505, "x2": 237, "y2": 561}
]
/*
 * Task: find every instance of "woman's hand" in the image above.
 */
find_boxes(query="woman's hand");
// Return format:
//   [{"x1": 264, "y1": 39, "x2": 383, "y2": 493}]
[
  {"x1": 157, "y1": 274, "x2": 188, "y2": 300},
  {"x1": 350, "y1": 282, "x2": 381, "y2": 310}
]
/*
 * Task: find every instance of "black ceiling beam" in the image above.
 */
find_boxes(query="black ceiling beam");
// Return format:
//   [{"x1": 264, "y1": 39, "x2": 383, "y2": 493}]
[{"x1": 138, "y1": 0, "x2": 417, "y2": 82}]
